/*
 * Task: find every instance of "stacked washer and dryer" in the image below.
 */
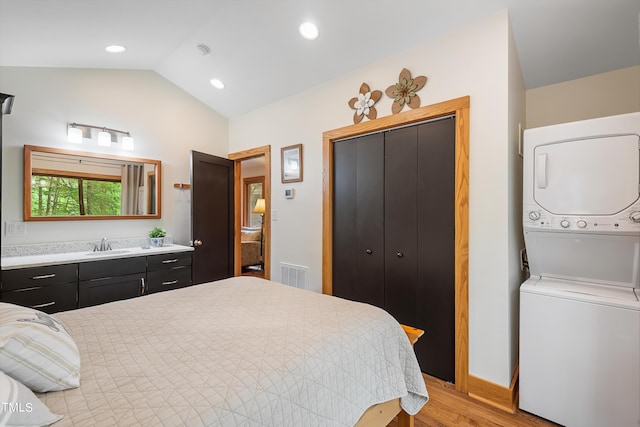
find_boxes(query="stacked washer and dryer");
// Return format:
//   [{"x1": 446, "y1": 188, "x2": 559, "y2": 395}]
[{"x1": 519, "y1": 112, "x2": 640, "y2": 427}]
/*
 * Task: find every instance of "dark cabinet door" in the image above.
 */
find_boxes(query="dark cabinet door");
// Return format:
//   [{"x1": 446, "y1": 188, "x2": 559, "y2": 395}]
[
  {"x1": 79, "y1": 273, "x2": 145, "y2": 308},
  {"x1": 333, "y1": 133, "x2": 385, "y2": 307},
  {"x1": 78, "y1": 257, "x2": 147, "y2": 308}
]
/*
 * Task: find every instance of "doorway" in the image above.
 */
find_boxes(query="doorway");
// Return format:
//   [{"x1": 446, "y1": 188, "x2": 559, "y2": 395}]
[{"x1": 228, "y1": 145, "x2": 271, "y2": 279}]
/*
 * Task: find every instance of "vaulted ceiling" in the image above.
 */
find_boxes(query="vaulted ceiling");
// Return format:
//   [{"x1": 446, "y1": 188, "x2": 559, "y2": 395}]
[{"x1": 1, "y1": 0, "x2": 638, "y2": 118}]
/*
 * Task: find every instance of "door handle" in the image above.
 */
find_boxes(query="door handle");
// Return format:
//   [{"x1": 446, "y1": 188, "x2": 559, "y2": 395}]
[
  {"x1": 366, "y1": 249, "x2": 372, "y2": 254},
  {"x1": 193, "y1": 239, "x2": 203, "y2": 247},
  {"x1": 396, "y1": 252, "x2": 404, "y2": 258}
]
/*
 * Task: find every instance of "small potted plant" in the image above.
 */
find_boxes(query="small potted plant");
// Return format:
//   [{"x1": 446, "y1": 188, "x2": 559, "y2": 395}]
[{"x1": 148, "y1": 227, "x2": 167, "y2": 247}]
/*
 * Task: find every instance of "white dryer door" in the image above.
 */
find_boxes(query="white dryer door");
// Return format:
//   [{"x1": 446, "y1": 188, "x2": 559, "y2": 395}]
[{"x1": 533, "y1": 134, "x2": 639, "y2": 215}]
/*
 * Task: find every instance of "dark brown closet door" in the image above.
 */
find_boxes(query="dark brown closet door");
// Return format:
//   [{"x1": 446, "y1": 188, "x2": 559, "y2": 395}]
[
  {"x1": 415, "y1": 117, "x2": 456, "y2": 383},
  {"x1": 384, "y1": 126, "x2": 419, "y2": 328},
  {"x1": 333, "y1": 133, "x2": 385, "y2": 307}
]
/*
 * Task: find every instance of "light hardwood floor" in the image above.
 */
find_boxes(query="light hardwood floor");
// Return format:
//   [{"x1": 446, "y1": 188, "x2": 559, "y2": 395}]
[{"x1": 389, "y1": 375, "x2": 560, "y2": 427}]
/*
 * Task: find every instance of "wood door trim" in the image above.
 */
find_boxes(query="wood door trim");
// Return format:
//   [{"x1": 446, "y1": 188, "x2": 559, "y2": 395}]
[
  {"x1": 228, "y1": 145, "x2": 271, "y2": 279},
  {"x1": 322, "y1": 96, "x2": 470, "y2": 393}
]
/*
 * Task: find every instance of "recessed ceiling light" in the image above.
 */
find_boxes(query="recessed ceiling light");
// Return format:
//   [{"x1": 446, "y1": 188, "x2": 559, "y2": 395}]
[
  {"x1": 210, "y1": 78, "x2": 225, "y2": 89},
  {"x1": 299, "y1": 22, "x2": 319, "y2": 40},
  {"x1": 105, "y1": 45, "x2": 126, "y2": 53}
]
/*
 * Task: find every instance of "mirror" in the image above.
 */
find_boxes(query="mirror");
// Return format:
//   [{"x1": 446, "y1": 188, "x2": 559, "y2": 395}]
[{"x1": 24, "y1": 145, "x2": 161, "y2": 221}]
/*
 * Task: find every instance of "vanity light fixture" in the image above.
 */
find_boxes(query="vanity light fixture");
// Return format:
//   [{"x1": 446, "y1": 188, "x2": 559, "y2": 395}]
[{"x1": 67, "y1": 123, "x2": 135, "y2": 150}]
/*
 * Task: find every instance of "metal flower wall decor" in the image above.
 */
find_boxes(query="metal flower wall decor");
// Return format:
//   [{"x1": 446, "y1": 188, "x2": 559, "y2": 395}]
[
  {"x1": 348, "y1": 83, "x2": 382, "y2": 124},
  {"x1": 385, "y1": 68, "x2": 427, "y2": 114}
]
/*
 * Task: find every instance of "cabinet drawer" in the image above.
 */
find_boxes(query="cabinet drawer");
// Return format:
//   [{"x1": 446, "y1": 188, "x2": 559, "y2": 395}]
[
  {"x1": 147, "y1": 267, "x2": 191, "y2": 294},
  {"x1": 79, "y1": 272, "x2": 145, "y2": 308},
  {"x1": 1, "y1": 264, "x2": 77, "y2": 291},
  {"x1": 147, "y1": 252, "x2": 192, "y2": 271},
  {"x1": 1, "y1": 282, "x2": 77, "y2": 313},
  {"x1": 79, "y1": 257, "x2": 146, "y2": 280}
]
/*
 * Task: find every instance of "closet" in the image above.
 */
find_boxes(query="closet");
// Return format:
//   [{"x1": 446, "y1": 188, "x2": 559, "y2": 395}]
[{"x1": 332, "y1": 116, "x2": 456, "y2": 382}]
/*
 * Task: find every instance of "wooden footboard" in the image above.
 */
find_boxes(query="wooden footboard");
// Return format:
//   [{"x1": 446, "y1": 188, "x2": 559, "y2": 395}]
[
  {"x1": 354, "y1": 324, "x2": 424, "y2": 427},
  {"x1": 355, "y1": 398, "x2": 413, "y2": 427}
]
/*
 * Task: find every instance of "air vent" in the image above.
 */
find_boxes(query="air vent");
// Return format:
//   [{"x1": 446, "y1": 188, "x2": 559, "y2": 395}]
[{"x1": 280, "y1": 263, "x2": 308, "y2": 289}]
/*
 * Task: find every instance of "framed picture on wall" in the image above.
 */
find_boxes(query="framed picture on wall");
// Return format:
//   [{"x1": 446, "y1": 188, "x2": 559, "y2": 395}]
[{"x1": 281, "y1": 144, "x2": 303, "y2": 183}]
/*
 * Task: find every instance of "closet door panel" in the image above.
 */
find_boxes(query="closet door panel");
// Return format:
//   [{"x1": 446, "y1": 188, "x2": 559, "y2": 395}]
[
  {"x1": 384, "y1": 126, "x2": 418, "y2": 327},
  {"x1": 333, "y1": 139, "x2": 358, "y2": 301},
  {"x1": 416, "y1": 117, "x2": 457, "y2": 382},
  {"x1": 355, "y1": 134, "x2": 385, "y2": 308},
  {"x1": 333, "y1": 134, "x2": 385, "y2": 307}
]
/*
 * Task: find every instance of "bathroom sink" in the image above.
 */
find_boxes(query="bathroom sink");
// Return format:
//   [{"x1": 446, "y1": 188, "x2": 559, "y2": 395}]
[{"x1": 85, "y1": 250, "x2": 130, "y2": 256}]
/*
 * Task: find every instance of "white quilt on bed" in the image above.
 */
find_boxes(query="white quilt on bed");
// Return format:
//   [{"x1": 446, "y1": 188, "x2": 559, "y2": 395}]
[{"x1": 40, "y1": 276, "x2": 428, "y2": 426}]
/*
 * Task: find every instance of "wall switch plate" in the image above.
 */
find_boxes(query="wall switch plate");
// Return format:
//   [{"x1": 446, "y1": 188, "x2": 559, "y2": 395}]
[
  {"x1": 6, "y1": 221, "x2": 26, "y2": 236},
  {"x1": 272, "y1": 210, "x2": 278, "y2": 221}
]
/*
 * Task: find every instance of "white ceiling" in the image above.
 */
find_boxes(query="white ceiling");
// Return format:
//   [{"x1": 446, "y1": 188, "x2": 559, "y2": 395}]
[{"x1": 1, "y1": 0, "x2": 638, "y2": 119}]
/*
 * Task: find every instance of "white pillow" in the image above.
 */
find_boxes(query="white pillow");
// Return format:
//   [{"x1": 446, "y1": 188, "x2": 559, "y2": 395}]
[
  {"x1": 0, "y1": 370, "x2": 63, "y2": 426},
  {"x1": 0, "y1": 302, "x2": 80, "y2": 393}
]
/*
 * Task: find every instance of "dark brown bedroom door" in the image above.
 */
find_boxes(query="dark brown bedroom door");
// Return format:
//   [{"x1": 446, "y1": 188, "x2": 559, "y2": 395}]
[{"x1": 191, "y1": 150, "x2": 234, "y2": 284}]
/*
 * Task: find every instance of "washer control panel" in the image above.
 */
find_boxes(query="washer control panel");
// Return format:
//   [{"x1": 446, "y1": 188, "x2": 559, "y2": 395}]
[{"x1": 524, "y1": 203, "x2": 640, "y2": 233}]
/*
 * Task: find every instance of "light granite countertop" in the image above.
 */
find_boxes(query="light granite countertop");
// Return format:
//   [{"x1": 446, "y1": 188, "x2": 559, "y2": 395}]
[{"x1": 1, "y1": 244, "x2": 194, "y2": 270}]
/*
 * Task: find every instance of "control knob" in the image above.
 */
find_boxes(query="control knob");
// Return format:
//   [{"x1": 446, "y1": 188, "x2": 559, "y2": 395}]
[
  {"x1": 577, "y1": 220, "x2": 587, "y2": 229},
  {"x1": 560, "y1": 220, "x2": 570, "y2": 229},
  {"x1": 630, "y1": 211, "x2": 640, "y2": 223},
  {"x1": 528, "y1": 211, "x2": 541, "y2": 221}
]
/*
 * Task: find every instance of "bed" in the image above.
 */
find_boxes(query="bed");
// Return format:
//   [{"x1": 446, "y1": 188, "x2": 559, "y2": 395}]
[{"x1": 1, "y1": 276, "x2": 428, "y2": 426}]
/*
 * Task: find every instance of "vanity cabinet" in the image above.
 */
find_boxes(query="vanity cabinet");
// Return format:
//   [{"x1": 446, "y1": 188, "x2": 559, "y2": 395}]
[
  {"x1": 78, "y1": 257, "x2": 147, "y2": 308},
  {"x1": 146, "y1": 252, "x2": 192, "y2": 294},
  {"x1": 2, "y1": 248, "x2": 193, "y2": 311},
  {"x1": 0, "y1": 264, "x2": 78, "y2": 313}
]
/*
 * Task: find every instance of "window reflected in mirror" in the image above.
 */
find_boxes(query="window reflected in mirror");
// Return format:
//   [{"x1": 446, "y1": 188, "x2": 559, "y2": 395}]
[{"x1": 24, "y1": 145, "x2": 161, "y2": 221}]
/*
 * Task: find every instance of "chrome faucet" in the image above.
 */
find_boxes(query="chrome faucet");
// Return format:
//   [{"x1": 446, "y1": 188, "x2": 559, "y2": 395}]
[{"x1": 93, "y1": 237, "x2": 112, "y2": 252}]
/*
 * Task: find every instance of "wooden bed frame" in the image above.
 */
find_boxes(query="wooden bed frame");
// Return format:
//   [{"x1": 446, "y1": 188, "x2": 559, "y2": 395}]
[{"x1": 355, "y1": 325, "x2": 424, "y2": 427}]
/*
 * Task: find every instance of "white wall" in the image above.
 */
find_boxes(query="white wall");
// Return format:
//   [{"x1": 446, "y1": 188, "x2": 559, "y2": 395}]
[
  {"x1": 526, "y1": 65, "x2": 640, "y2": 128},
  {"x1": 0, "y1": 67, "x2": 228, "y2": 246},
  {"x1": 506, "y1": 17, "x2": 527, "y2": 384},
  {"x1": 229, "y1": 11, "x2": 520, "y2": 387}
]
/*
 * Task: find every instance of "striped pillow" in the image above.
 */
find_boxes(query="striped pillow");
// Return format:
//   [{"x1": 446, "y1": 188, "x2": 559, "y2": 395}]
[
  {"x1": 0, "y1": 303, "x2": 80, "y2": 393},
  {"x1": 0, "y1": 370, "x2": 63, "y2": 426}
]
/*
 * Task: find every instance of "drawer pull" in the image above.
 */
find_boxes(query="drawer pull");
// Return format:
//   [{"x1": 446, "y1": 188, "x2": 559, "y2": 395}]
[
  {"x1": 31, "y1": 274, "x2": 56, "y2": 280},
  {"x1": 161, "y1": 259, "x2": 179, "y2": 264},
  {"x1": 162, "y1": 280, "x2": 179, "y2": 286},
  {"x1": 31, "y1": 301, "x2": 55, "y2": 309},
  {"x1": 141, "y1": 277, "x2": 146, "y2": 295},
  {"x1": 15, "y1": 286, "x2": 43, "y2": 293}
]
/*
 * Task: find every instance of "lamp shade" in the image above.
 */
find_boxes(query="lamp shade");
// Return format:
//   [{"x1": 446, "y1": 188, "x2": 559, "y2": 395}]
[
  {"x1": 253, "y1": 198, "x2": 266, "y2": 214},
  {"x1": 98, "y1": 130, "x2": 111, "y2": 146},
  {"x1": 67, "y1": 126, "x2": 83, "y2": 143}
]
